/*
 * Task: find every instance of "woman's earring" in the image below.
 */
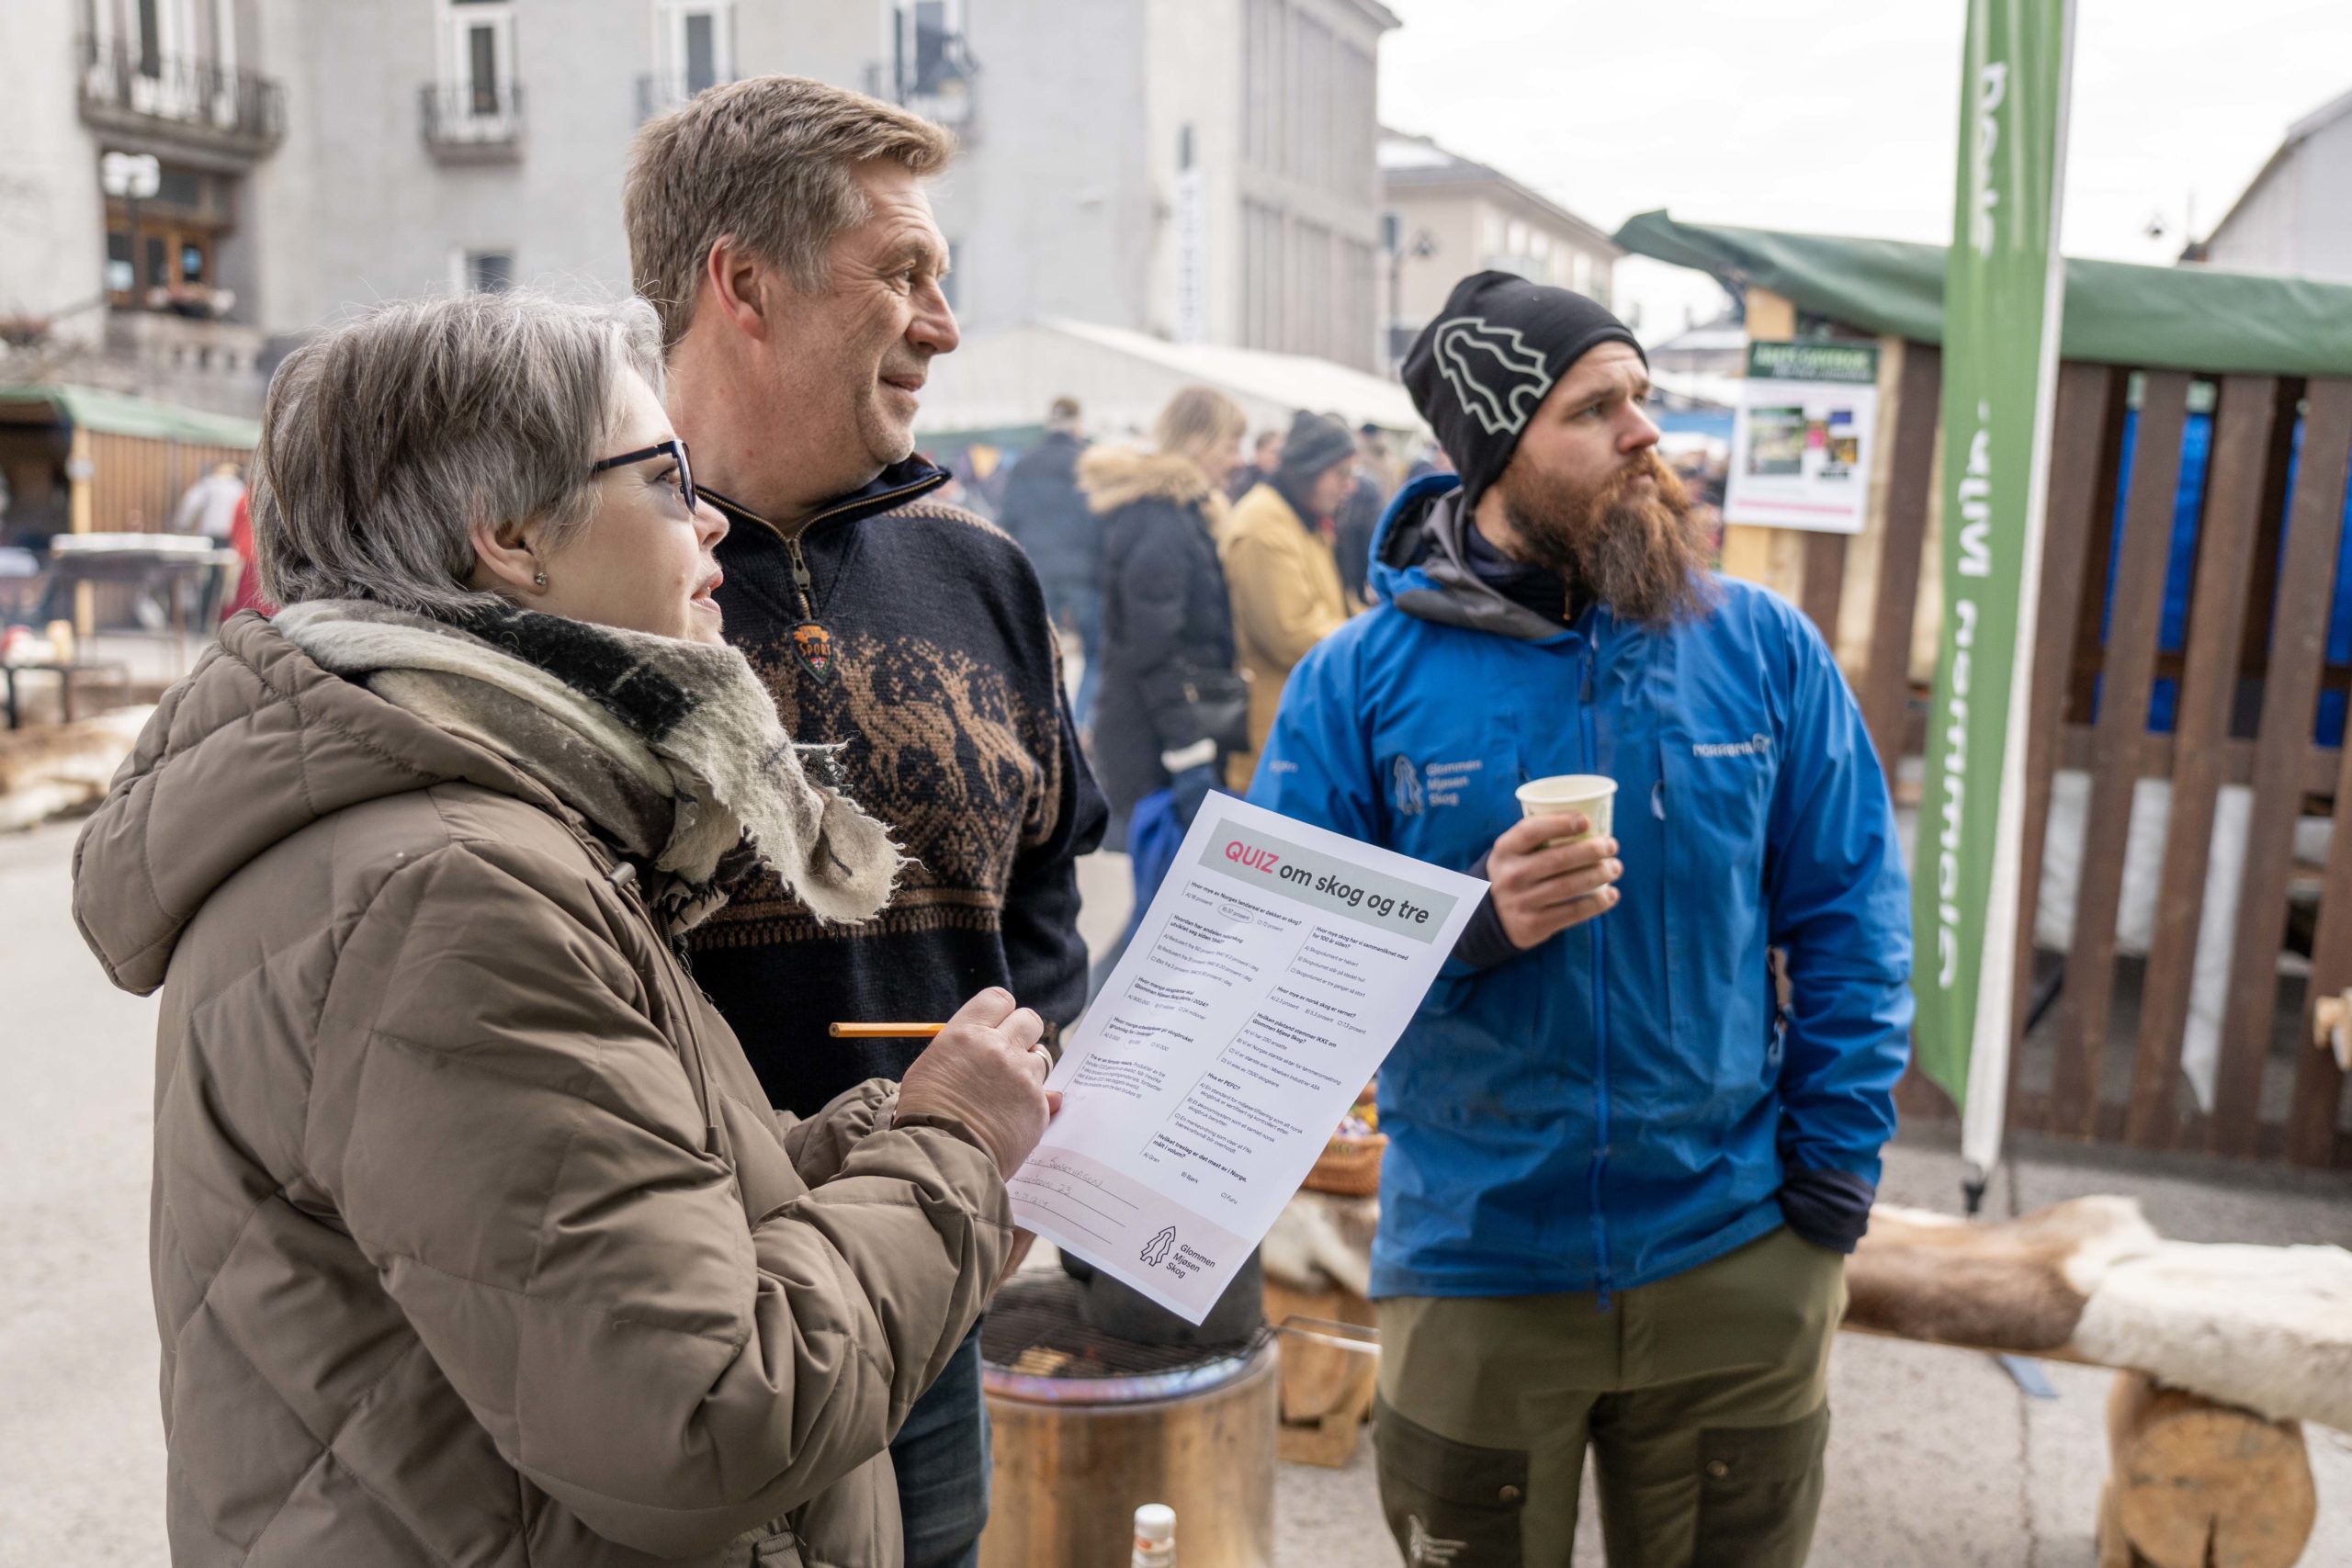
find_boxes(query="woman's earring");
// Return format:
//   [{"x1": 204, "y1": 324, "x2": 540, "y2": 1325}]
[{"x1": 531, "y1": 568, "x2": 548, "y2": 591}]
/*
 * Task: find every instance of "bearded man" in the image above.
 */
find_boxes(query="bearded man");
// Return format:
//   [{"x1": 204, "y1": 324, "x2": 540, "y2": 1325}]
[{"x1": 1250, "y1": 272, "x2": 1912, "y2": 1567}]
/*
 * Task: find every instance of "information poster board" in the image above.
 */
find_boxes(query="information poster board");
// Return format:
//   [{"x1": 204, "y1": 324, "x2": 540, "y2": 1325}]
[{"x1": 1724, "y1": 341, "x2": 1881, "y2": 535}]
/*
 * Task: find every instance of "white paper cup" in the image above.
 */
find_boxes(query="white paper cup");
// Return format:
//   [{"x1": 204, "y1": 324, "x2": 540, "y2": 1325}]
[{"x1": 1515, "y1": 774, "x2": 1618, "y2": 843}]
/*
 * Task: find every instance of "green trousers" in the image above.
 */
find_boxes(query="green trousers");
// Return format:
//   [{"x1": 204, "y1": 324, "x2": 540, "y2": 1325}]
[{"x1": 1373, "y1": 1227, "x2": 1847, "y2": 1568}]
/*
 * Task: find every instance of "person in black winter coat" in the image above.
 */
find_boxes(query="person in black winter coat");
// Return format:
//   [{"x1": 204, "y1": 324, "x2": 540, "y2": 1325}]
[
  {"x1": 998, "y1": 396, "x2": 1102, "y2": 723},
  {"x1": 1078, "y1": 386, "x2": 1250, "y2": 839}
]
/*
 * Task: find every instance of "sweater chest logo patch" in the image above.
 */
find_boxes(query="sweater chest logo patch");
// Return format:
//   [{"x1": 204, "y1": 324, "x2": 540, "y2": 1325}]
[
  {"x1": 1692, "y1": 733, "x2": 1772, "y2": 760},
  {"x1": 790, "y1": 620, "x2": 836, "y2": 682}
]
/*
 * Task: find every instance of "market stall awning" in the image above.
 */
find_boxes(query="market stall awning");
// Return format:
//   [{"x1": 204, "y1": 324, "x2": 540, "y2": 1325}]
[
  {"x1": 915, "y1": 319, "x2": 1425, "y2": 443},
  {"x1": 1615, "y1": 211, "x2": 2352, "y2": 378},
  {"x1": 0, "y1": 384, "x2": 261, "y2": 448}
]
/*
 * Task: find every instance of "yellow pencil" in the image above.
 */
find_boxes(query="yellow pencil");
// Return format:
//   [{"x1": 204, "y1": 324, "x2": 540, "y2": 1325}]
[{"x1": 828, "y1": 1021, "x2": 947, "y2": 1038}]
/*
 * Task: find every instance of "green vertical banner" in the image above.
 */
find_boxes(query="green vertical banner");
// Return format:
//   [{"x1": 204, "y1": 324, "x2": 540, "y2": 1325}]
[{"x1": 1914, "y1": 0, "x2": 2076, "y2": 1179}]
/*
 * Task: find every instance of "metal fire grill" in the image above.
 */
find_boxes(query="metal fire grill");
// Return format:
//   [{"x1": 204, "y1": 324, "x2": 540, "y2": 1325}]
[{"x1": 980, "y1": 1272, "x2": 1268, "y2": 1405}]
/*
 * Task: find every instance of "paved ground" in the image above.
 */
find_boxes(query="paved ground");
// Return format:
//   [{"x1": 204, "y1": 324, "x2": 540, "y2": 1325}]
[
  {"x1": 0, "y1": 819, "x2": 167, "y2": 1564},
  {"x1": 5, "y1": 826, "x2": 2347, "y2": 1564}
]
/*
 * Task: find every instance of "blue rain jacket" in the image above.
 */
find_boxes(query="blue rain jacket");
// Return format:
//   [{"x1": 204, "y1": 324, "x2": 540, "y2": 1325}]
[{"x1": 1249, "y1": 475, "x2": 1913, "y2": 1300}]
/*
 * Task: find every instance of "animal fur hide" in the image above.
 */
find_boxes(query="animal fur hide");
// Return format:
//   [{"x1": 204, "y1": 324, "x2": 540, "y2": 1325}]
[
  {"x1": 1849, "y1": 1198, "x2": 2352, "y2": 1434},
  {"x1": 2073, "y1": 1241, "x2": 2352, "y2": 1433},
  {"x1": 1844, "y1": 1196, "x2": 2159, "y2": 1351},
  {"x1": 1263, "y1": 1191, "x2": 1380, "y2": 1300}
]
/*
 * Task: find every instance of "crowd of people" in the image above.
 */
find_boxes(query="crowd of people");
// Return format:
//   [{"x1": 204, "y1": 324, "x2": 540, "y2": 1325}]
[
  {"x1": 72, "y1": 70, "x2": 1911, "y2": 1568},
  {"x1": 994, "y1": 393, "x2": 1446, "y2": 824}
]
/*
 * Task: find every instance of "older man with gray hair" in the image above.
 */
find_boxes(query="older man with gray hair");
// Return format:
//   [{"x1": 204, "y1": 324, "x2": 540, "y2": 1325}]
[{"x1": 626, "y1": 76, "x2": 1106, "y2": 1568}]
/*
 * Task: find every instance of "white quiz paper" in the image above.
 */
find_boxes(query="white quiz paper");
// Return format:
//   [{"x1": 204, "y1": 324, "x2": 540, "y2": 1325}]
[{"x1": 1011, "y1": 793, "x2": 1484, "y2": 1323}]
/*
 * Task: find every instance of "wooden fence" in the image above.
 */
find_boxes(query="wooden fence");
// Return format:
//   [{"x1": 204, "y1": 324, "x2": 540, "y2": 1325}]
[{"x1": 1754, "y1": 342, "x2": 2352, "y2": 1170}]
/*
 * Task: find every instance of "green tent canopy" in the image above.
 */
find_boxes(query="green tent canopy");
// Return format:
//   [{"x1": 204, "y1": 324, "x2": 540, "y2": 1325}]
[
  {"x1": 0, "y1": 383, "x2": 261, "y2": 448},
  {"x1": 1615, "y1": 211, "x2": 2352, "y2": 379}
]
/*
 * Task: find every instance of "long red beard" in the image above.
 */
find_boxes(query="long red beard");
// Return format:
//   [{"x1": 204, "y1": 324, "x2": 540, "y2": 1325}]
[{"x1": 1499, "y1": 449, "x2": 1717, "y2": 626}]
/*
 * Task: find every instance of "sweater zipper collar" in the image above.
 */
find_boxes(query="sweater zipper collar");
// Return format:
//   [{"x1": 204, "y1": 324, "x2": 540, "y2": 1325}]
[{"x1": 701, "y1": 471, "x2": 944, "y2": 684}]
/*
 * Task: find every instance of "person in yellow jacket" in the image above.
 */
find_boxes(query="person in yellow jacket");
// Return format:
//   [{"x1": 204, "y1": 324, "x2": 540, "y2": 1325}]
[{"x1": 1220, "y1": 410, "x2": 1360, "y2": 785}]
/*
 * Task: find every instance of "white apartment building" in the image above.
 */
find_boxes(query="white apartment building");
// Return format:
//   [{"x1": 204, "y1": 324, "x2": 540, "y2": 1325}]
[
  {"x1": 1, "y1": 0, "x2": 1399, "y2": 417},
  {"x1": 2, "y1": 0, "x2": 285, "y2": 413},
  {"x1": 2197, "y1": 85, "x2": 2352, "y2": 282},
  {"x1": 1379, "y1": 127, "x2": 1620, "y2": 367}
]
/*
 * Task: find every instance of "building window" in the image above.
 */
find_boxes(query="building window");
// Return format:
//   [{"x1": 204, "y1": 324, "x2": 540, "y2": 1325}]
[
  {"x1": 894, "y1": 0, "x2": 969, "y2": 96},
  {"x1": 444, "y1": 0, "x2": 516, "y2": 120},
  {"x1": 134, "y1": 0, "x2": 195, "y2": 78},
  {"x1": 1242, "y1": 0, "x2": 1288, "y2": 176},
  {"x1": 458, "y1": 249, "x2": 514, "y2": 293},
  {"x1": 103, "y1": 158, "x2": 233, "y2": 311},
  {"x1": 658, "y1": 1, "x2": 734, "y2": 97},
  {"x1": 1243, "y1": 197, "x2": 1287, "y2": 351}
]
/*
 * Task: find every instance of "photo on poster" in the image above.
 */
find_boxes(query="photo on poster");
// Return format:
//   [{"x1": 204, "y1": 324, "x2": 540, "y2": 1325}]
[{"x1": 1746, "y1": 406, "x2": 1807, "y2": 476}]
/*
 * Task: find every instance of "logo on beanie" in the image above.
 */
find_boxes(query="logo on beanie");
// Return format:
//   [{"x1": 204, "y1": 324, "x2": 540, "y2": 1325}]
[{"x1": 1432, "y1": 316, "x2": 1555, "y2": 437}]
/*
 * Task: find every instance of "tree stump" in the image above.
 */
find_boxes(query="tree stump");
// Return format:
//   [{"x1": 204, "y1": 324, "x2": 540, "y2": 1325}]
[
  {"x1": 2098, "y1": 1371, "x2": 2316, "y2": 1568},
  {"x1": 1263, "y1": 1279, "x2": 1378, "y2": 1468}
]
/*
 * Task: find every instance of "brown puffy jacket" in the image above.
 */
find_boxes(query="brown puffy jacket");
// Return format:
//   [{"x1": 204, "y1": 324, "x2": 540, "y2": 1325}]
[{"x1": 71, "y1": 615, "x2": 1012, "y2": 1567}]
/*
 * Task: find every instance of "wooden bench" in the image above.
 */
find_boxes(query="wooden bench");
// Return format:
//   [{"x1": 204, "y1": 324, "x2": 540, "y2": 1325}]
[{"x1": 2, "y1": 660, "x2": 132, "y2": 729}]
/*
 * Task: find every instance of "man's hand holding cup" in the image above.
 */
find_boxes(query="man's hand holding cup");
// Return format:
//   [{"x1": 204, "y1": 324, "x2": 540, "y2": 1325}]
[{"x1": 1489, "y1": 774, "x2": 1625, "y2": 950}]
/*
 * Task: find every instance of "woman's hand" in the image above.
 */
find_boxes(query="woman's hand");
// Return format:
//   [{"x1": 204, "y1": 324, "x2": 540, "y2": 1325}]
[
  {"x1": 897, "y1": 987, "x2": 1057, "y2": 1179},
  {"x1": 1485, "y1": 814, "x2": 1623, "y2": 950}
]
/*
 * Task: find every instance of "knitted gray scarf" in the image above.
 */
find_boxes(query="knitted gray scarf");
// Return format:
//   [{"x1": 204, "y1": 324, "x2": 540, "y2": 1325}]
[{"x1": 274, "y1": 599, "x2": 903, "y2": 929}]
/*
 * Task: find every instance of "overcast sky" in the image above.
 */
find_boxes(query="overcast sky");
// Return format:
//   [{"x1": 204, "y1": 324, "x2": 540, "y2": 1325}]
[{"x1": 1378, "y1": 0, "x2": 2352, "y2": 339}]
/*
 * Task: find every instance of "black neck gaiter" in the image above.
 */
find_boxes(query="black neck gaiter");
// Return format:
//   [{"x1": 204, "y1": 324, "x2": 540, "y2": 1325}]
[{"x1": 1463, "y1": 515, "x2": 1585, "y2": 626}]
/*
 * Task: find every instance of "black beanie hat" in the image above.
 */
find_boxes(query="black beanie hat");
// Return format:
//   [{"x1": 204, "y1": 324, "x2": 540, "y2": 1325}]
[
  {"x1": 1276, "y1": 410, "x2": 1356, "y2": 481},
  {"x1": 1402, "y1": 271, "x2": 1646, "y2": 514}
]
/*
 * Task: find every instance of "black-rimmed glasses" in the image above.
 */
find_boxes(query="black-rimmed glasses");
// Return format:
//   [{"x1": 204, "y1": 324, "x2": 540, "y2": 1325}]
[{"x1": 590, "y1": 437, "x2": 698, "y2": 515}]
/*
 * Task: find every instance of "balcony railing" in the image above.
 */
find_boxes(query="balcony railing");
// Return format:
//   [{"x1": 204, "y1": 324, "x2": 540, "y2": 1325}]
[
  {"x1": 636, "y1": 73, "x2": 736, "y2": 123},
  {"x1": 419, "y1": 81, "x2": 526, "y2": 162},
  {"x1": 77, "y1": 35, "x2": 285, "y2": 159},
  {"x1": 866, "y1": 30, "x2": 979, "y2": 139}
]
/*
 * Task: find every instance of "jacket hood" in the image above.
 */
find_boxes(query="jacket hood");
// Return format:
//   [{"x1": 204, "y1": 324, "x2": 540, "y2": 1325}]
[
  {"x1": 1077, "y1": 445, "x2": 1215, "y2": 515},
  {"x1": 1369, "y1": 472, "x2": 1574, "y2": 644},
  {"x1": 73, "y1": 611, "x2": 542, "y2": 995}
]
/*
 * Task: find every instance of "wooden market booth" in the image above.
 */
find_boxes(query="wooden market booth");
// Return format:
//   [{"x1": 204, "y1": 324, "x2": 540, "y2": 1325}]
[
  {"x1": 0, "y1": 382, "x2": 258, "y2": 630},
  {"x1": 1616, "y1": 213, "x2": 2352, "y2": 1172}
]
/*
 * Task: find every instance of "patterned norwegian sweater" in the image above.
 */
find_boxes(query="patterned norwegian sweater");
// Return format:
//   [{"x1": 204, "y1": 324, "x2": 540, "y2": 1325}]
[{"x1": 691, "y1": 458, "x2": 1108, "y2": 1117}]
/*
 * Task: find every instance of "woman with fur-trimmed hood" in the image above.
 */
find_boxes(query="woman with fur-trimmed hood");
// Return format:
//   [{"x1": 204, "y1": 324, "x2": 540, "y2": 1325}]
[
  {"x1": 71, "y1": 293, "x2": 1059, "y2": 1568},
  {"x1": 1078, "y1": 386, "x2": 1249, "y2": 839}
]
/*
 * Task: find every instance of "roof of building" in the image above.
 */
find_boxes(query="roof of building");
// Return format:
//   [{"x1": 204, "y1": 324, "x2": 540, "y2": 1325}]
[
  {"x1": 1616, "y1": 210, "x2": 2352, "y2": 377},
  {"x1": 2201, "y1": 85, "x2": 2352, "y2": 255},
  {"x1": 1379, "y1": 130, "x2": 1623, "y2": 257},
  {"x1": 1646, "y1": 368, "x2": 1743, "y2": 411},
  {"x1": 916, "y1": 319, "x2": 1424, "y2": 439},
  {"x1": 0, "y1": 383, "x2": 261, "y2": 447},
  {"x1": 1647, "y1": 318, "x2": 1748, "y2": 357}
]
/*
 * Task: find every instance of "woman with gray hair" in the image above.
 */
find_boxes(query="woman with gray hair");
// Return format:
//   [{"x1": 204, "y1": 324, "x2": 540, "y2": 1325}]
[{"x1": 72, "y1": 290, "x2": 1055, "y2": 1568}]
